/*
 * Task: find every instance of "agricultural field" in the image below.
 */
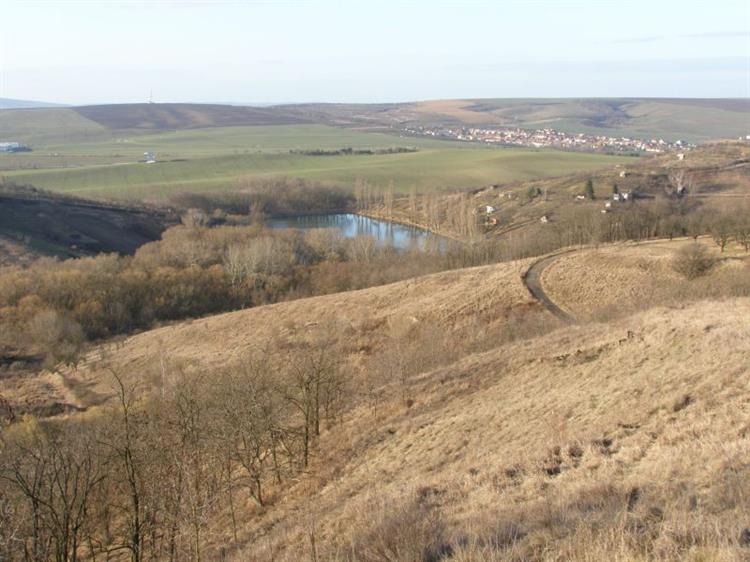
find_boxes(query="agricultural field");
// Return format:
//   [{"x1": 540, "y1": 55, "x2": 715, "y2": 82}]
[
  {"x1": 4, "y1": 147, "x2": 628, "y2": 200},
  {"x1": 2, "y1": 120, "x2": 629, "y2": 200},
  {"x1": 0, "y1": 123, "x2": 466, "y2": 167},
  {"x1": 3, "y1": 99, "x2": 741, "y2": 201}
]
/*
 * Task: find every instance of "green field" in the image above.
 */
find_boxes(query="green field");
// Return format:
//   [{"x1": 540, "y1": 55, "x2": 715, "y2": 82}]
[
  {"x1": 0, "y1": 111, "x2": 629, "y2": 201},
  {"x1": 0, "y1": 122, "x2": 474, "y2": 172},
  {"x1": 5, "y1": 145, "x2": 629, "y2": 200}
]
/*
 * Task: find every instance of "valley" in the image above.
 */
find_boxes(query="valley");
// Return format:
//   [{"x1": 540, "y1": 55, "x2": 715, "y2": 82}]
[{"x1": 1, "y1": 98, "x2": 749, "y2": 562}]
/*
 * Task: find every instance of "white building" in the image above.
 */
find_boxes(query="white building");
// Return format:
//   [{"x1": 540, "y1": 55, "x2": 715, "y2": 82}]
[{"x1": 0, "y1": 142, "x2": 22, "y2": 152}]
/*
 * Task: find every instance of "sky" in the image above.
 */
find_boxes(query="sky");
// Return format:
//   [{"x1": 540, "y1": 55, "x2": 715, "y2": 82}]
[{"x1": 1, "y1": 0, "x2": 749, "y2": 105}]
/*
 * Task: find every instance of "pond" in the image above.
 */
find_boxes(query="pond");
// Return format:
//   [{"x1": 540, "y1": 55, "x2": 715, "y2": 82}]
[{"x1": 266, "y1": 213, "x2": 448, "y2": 252}]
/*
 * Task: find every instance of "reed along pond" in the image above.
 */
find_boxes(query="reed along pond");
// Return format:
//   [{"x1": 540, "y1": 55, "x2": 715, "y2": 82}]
[{"x1": 266, "y1": 213, "x2": 449, "y2": 252}]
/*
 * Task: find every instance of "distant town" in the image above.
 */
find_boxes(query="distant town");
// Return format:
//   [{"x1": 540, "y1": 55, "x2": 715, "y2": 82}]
[{"x1": 403, "y1": 125, "x2": 694, "y2": 154}]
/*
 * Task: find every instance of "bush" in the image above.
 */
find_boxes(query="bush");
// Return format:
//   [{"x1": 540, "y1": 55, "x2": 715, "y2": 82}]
[
  {"x1": 346, "y1": 497, "x2": 447, "y2": 562},
  {"x1": 672, "y1": 243, "x2": 715, "y2": 280},
  {"x1": 26, "y1": 309, "x2": 84, "y2": 366}
]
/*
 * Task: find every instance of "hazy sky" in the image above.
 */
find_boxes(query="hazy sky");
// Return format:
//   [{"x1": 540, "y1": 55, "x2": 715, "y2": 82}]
[{"x1": 1, "y1": 0, "x2": 749, "y2": 105}]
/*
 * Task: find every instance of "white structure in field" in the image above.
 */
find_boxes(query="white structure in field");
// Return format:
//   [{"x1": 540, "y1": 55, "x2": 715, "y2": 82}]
[{"x1": 144, "y1": 152, "x2": 156, "y2": 164}]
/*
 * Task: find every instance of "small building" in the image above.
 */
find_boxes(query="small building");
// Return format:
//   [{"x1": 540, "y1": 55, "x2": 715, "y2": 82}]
[
  {"x1": 621, "y1": 192, "x2": 630, "y2": 201},
  {"x1": 144, "y1": 151, "x2": 156, "y2": 164},
  {"x1": 613, "y1": 193, "x2": 621, "y2": 201},
  {"x1": 604, "y1": 202, "x2": 612, "y2": 208},
  {"x1": 484, "y1": 205, "x2": 496, "y2": 214},
  {"x1": 0, "y1": 141, "x2": 24, "y2": 152},
  {"x1": 601, "y1": 208, "x2": 609, "y2": 214},
  {"x1": 619, "y1": 170, "x2": 629, "y2": 178},
  {"x1": 540, "y1": 215, "x2": 549, "y2": 223},
  {"x1": 576, "y1": 195, "x2": 586, "y2": 200},
  {"x1": 677, "y1": 153, "x2": 685, "y2": 161}
]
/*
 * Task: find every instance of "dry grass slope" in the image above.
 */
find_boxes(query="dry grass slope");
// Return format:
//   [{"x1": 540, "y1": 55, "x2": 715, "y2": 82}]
[
  {"x1": 28, "y1": 258, "x2": 534, "y2": 410},
  {"x1": 542, "y1": 238, "x2": 750, "y2": 319},
  {"x1": 236, "y1": 298, "x2": 750, "y2": 561},
  {"x1": 7, "y1": 241, "x2": 749, "y2": 560}
]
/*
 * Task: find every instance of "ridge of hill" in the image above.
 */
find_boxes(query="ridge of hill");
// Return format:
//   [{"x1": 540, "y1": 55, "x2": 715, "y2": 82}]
[
  {"x1": 73, "y1": 103, "x2": 310, "y2": 130},
  {"x1": 286, "y1": 98, "x2": 750, "y2": 142},
  {"x1": 4, "y1": 98, "x2": 748, "y2": 142},
  {"x1": 0, "y1": 97, "x2": 65, "y2": 109}
]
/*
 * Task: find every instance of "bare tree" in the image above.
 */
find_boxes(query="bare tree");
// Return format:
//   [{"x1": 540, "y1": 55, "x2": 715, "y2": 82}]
[
  {"x1": 381, "y1": 181, "x2": 394, "y2": 219},
  {"x1": 710, "y1": 218, "x2": 732, "y2": 253},
  {"x1": 214, "y1": 362, "x2": 280, "y2": 507},
  {"x1": 668, "y1": 169, "x2": 692, "y2": 196},
  {"x1": 0, "y1": 419, "x2": 106, "y2": 562},
  {"x1": 101, "y1": 371, "x2": 148, "y2": 562},
  {"x1": 281, "y1": 338, "x2": 343, "y2": 468}
]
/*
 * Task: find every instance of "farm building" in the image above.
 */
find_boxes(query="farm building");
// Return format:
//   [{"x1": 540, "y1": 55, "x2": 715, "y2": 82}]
[{"x1": 0, "y1": 142, "x2": 25, "y2": 152}]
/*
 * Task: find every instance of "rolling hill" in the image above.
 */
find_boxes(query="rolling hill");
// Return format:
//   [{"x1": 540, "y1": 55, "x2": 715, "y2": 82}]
[
  {"x1": 74, "y1": 103, "x2": 309, "y2": 130},
  {"x1": 5, "y1": 238, "x2": 748, "y2": 560},
  {"x1": 0, "y1": 97, "x2": 65, "y2": 109},
  {"x1": 292, "y1": 98, "x2": 750, "y2": 142}
]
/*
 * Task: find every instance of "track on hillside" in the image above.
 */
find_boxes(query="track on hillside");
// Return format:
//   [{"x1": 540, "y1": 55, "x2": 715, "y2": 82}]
[{"x1": 523, "y1": 252, "x2": 576, "y2": 322}]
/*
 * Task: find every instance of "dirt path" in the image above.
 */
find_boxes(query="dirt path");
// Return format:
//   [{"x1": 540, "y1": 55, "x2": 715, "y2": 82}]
[{"x1": 523, "y1": 252, "x2": 575, "y2": 322}]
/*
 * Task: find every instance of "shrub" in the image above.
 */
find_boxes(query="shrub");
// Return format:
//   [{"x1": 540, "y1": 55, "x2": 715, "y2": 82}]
[
  {"x1": 26, "y1": 309, "x2": 84, "y2": 366},
  {"x1": 346, "y1": 497, "x2": 447, "y2": 562},
  {"x1": 672, "y1": 243, "x2": 715, "y2": 280}
]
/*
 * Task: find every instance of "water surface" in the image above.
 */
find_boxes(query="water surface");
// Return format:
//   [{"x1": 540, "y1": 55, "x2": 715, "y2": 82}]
[{"x1": 266, "y1": 213, "x2": 446, "y2": 252}]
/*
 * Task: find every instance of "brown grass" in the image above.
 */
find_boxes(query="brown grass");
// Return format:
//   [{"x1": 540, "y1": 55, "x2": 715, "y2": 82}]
[
  {"x1": 7, "y1": 240, "x2": 750, "y2": 560},
  {"x1": 541, "y1": 237, "x2": 750, "y2": 320},
  {"x1": 9, "y1": 258, "x2": 534, "y2": 412},
  {"x1": 410, "y1": 100, "x2": 499, "y2": 125},
  {"x1": 228, "y1": 297, "x2": 750, "y2": 561}
]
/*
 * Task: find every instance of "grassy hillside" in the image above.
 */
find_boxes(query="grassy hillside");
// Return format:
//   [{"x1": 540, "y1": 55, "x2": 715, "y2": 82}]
[
  {"x1": 9, "y1": 240, "x2": 748, "y2": 560},
  {"x1": 0, "y1": 107, "x2": 111, "y2": 145},
  {"x1": 4, "y1": 146, "x2": 628, "y2": 200},
  {"x1": 409, "y1": 98, "x2": 750, "y2": 141},
  {"x1": 1, "y1": 123, "x2": 463, "y2": 164},
  {"x1": 0, "y1": 98, "x2": 64, "y2": 109},
  {"x1": 74, "y1": 103, "x2": 308, "y2": 130},
  {"x1": 3, "y1": 257, "x2": 535, "y2": 412}
]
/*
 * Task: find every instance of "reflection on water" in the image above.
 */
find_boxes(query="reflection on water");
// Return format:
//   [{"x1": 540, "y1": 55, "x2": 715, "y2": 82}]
[{"x1": 266, "y1": 213, "x2": 447, "y2": 252}]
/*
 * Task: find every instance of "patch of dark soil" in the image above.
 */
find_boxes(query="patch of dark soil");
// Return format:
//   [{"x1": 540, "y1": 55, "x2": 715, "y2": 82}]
[{"x1": 0, "y1": 184, "x2": 177, "y2": 260}]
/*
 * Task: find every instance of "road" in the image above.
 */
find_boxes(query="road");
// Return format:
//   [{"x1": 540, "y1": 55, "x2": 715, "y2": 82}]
[{"x1": 523, "y1": 252, "x2": 575, "y2": 322}]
